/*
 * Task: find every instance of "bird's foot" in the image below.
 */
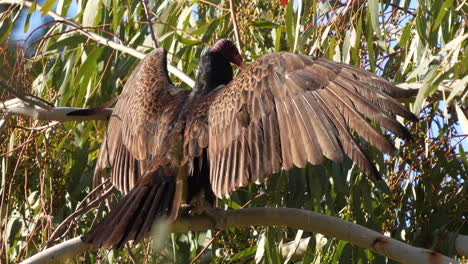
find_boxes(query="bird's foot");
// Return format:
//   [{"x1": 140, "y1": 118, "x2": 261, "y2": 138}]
[{"x1": 188, "y1": 206, "x2": 221, "y2": 226}]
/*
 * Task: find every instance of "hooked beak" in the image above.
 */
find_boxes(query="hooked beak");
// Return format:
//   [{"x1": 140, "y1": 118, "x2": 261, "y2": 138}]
[
  {"x1": 234, "y1": 54, "x2": 246, "y2": 70},
  {"x1": 238, "y1": 60, "x2": 247, "y2": 70}
]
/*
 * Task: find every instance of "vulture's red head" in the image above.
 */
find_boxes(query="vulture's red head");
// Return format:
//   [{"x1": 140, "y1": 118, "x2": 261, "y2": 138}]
[{"x1": 211, "y1": 39, "x2": 246, "y2": 69}]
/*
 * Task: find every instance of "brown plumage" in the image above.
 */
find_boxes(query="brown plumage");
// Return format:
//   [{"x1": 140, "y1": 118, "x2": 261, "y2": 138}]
[
  {"x1": 81, "y1": 40, "x2": 417, "y2": 249},
  {"x1": 82, "y1": 49, "x2": 191, "y2": 249},
  {"x1": 203, "y1": 52, "x2": 417, "y2": 197}
]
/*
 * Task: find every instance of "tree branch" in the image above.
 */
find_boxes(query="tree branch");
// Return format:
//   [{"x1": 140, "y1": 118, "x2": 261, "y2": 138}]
[
  {"x1": 47, "y1": 182, "x2": 114, "y2": 246},
  {"x1": 0, "y1": 80, "x2": 53, "y2": 109},
  {"x1": 396, "y1": 79, "x2": 466, "y2": 103},
  {"x1": 21, "y1": 236, "x2": 89, "y2": 264},
  {"x1": 140, "y1": 0, "x2": 158, "y2": 48},
  {"x1": 228, "y1": 0, "x2": 242, "y2": 54},
  {"x1": 0, "y1": 0, "x2": 195, "y2": 87},
  {"x1": 20, "y1": 208, "x2": 463, "y2": 264},
  {"x1": 1, "y1": 98, "x2": 112, "y2": 122}
]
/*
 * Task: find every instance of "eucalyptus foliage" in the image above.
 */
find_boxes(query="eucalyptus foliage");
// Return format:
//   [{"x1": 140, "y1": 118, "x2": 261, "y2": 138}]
[{"x1": 0, "y1": 0, "x2": 466, "y2": 263}]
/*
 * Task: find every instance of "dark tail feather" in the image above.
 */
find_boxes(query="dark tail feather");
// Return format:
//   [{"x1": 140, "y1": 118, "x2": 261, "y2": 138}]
[
  {"x1": 82, "y1": 169, "x2": 176, "y2": 250},
  {"x1": 67, "y1": 97, "x2": 118, "y2": 116}
]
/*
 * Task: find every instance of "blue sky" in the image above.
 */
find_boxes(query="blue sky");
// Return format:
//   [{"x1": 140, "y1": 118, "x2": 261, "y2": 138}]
[{"x1": 11, "y1": 0, "x2": 77, "y2": 43}]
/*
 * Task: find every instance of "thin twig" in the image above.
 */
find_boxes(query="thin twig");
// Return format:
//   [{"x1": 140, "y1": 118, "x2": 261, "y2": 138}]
[
  {"x1": 126, "y1": 243, "x2": 141, "y2": 264},
  {"x1": 0, "y1": 80, "x2": 51, "y2": 109},
  {"x1": 9, "y1": 128, "x2": 36, "y2": 263},
  {"x1": 23, "y1": 20, "x2": 123, "y2": 55},
  {"x1": 140, "y1": 0, "x2": 158, "y2": 48},
  {"x1": 0, "y1": 133, "x2": 36, "y2": 157},
  {"x1": 228, "y1": 0, "x2": 242, "y2": 54},
  {"x1": 386, "y1": 2, "x2": 416, "y2": 16},
  {"x1": 47, "y1": 183, "x2": 114, "y2": 246},
  {"x1": 198, "y1": 0, "x2": 229, "y2": 11},
  {"x1": 9, "y1": 121, "x2": 59, "y2": 131}
]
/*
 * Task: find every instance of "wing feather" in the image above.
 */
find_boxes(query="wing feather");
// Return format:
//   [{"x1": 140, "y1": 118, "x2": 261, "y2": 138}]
[
  {"x1": 185, "y1": 52, "x2": 415, "y2": 198},
  {"x1": 302, "y1": 92, "x2": 343, "y2": 162},
  {"x1": 325, "y1": 82, "x2": 397, "y2": 153},
  {"x1": 275, "y1": 100, "x2": 295, "y2": 170},
  {"x1": 95, "y1": 50, "x2": 188, "y2": 194},
  {"x1": 284, "y1": 98, "x2": 308, "y2": 168},
  {"x1": 315, "y1": 89, "x2": 380, "y2": 178},
  {"x1": 84, "y1": 49, "x2": 190, "y2": 249}
]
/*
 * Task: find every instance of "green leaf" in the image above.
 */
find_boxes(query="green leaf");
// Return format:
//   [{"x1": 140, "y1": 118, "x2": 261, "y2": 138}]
[
  {"x1": 112, "y1": 0, "x2": 119, "y2": 32},
  {"x1": 368, "y1": 0, "x2": 382, "y2": 40},
  {"x1": 307, "y1": 165, "x2": 323, "y2": 202},
  {"x1": 331, "y1": 163, "x2": 347, "y2": 194},
  {"x1": 274, "y1": 27, "x2": 283, "y2": 52},
  {"x1": 194, "y1": 19, "x2": 220, "y2": 43},
  {"x1": 40, "y1": 0, "x2": 56, "y2": 17},
  {"x1": 398, "y1": 21, "x2": 413, "y2": 47},
  {"x1": 25, "y1": 0, "x2": 37, "y2": 33},
  {"x1": 56, "y1": 0, "x2": 72, "y2": 17},
  {"x1": 459, "y1": 145, "x2": 468, "y2": 170},
  {"x1": 446, "y1": 75, "x2": 468, "y2": 103},
  {"x1": 250, "y1": 20, "x2": 280, "y2": 29},
  {"x1": 24, "y1": 14, "x2": 31, "y2": 33},
  {"x1": 342, "y1": 31, "x2": 351, "y2": 63},
  {"x1": 432, "y1": 0, "x2": 454, "y2": 31},
  {"x1": 298, "y1": 25, "x2": 315, "y2": 51},
  {"x1": 327, "y1": 34, "x2": 336, "y2": 59},
  {"x1": 28, "y1": 1, "x2": 37, "y2": 14},
  {"x1": 351, "y1": 16, "x2": 363, "y2": 64},
  {"x1": 415, "y1": 10, "x2": 428, "y2": 44},
  {"x1": 366, "y1": 11, "x2": 376, "y2": 72},
  {"x1": 455, "y1": 104, "x2": 468, "y2": 136},
  {"x1": 333, "y1": 241, "x2": 351, "y2": 263},
  {"x1": 174, "y1": 33, "x2": 201, "y2": 46},
  {"x1": 413, "y1": 65, "x2": 439, "y2": 112},
  {"x1": 265, "y1": 228, "x2": 282, "y2": 264},
  {"x1": 374, "y1": 180, "x2": 391, "y2": 196},
  {"x1": 58, "y1": 52, "x2": 76, "y2": 104},
  {"x1": 0, "y1": 20, "x2": 14, "y2": 44},
  {"x1": 83, "y1": 0, "x2": 101, "y2": 27},
  {"x1": 8, "y1": 130, "x2": 15, "y2": 156},
  {"x1": 230, "y1": 246, "x2": 257, "y2": 262},
  {"x1": 76, "y1": 48, "x2": 104, "y2": 81},
  {"x1": 48, "y1": 35, "x2": 88, "y2": 51},
  {"x1": 285, "y1": 0, "x2": 294, "y2": 50}
]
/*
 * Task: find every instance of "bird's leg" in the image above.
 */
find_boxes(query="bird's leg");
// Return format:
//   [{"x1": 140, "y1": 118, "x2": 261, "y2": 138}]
[{"x1": 187, "y1": 193, "x2": 220, "y2": 226}]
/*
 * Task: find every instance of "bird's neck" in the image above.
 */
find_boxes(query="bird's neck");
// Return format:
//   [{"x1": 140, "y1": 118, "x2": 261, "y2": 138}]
[{"x1": 192, "y1": 52, "x2": 233, "y2": 96}]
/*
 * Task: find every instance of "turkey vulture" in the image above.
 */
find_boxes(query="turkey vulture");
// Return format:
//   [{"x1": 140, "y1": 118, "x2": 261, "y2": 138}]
[{"x1": 81, "y1": 39, "x2": 417, "y2": 249}]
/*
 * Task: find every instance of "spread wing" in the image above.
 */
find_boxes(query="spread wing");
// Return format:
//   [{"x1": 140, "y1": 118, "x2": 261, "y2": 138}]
[
  {"x1": 204, "y1": 52, "x2": 416, "y2": 197},
  {"x1": 95, "y1": 49, "x2": 188, "y2": 194}
]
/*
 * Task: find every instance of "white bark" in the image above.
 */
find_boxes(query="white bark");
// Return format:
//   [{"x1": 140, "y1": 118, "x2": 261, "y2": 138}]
[
  {"x1": 20, "y1": 208, "x2": 463, "y2": 264},
  {"x1": 21, "y1": 237, "x2": 89, "y2": 264},
  {"x1": 5, "y1": 106, "x2": 112, "y2": 121},
  {"x1": 1, "y1": 98, "x2": 112, "y2": 122}
]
